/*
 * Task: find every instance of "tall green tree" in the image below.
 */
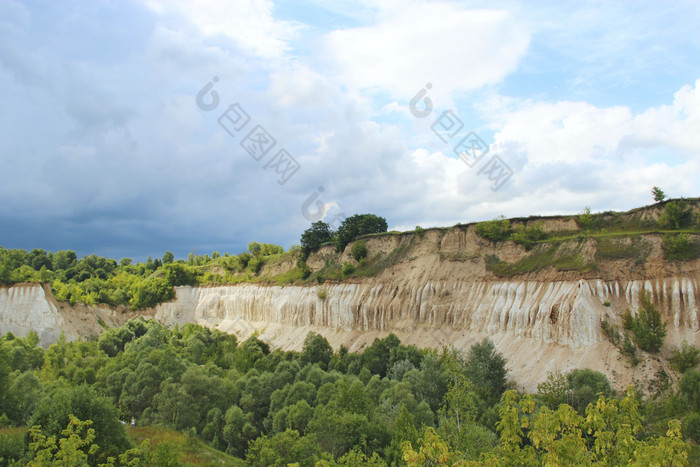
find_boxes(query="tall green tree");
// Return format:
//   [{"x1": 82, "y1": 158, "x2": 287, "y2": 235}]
[
  {"x1": 300, "y1": 221, "x2": 333, "y2": 259},
  {"x1": 334, "y1": 214, "x2": 388, "y2": 253}
]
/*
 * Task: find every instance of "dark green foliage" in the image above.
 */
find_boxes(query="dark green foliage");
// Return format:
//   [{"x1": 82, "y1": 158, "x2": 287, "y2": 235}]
[
  {"x1": 350, "y1": 241, "x2": 368, "y2": 261},
  {"x1": 300, "y1": 221, "x2": 333, "y2": 259},
  {"x1": 29, "y1": 385, "x2": 131, "y2": 461},
  {"x1": 162, "y1": 251, "x2": 174, "y2": 264},
  {"x1": 683, "y1": 412, "x2": 700, "y2": 443},
  {"x1": 300, "y1": 332, "x2": 333, "y2": 370},
  {"x1": 163, "y1": 262, "x2": 196, "y2": 286},
  {"x1": 659, "y1": 198, "x2": 693, "y2": 229},
  {"x1": 629, "y1": 292, "x2": 667, "y2": 353},
  {"x1": 465, "y1": 338, "x2": 508, "y2": 406},
  {"x1": 537, "y1": 369, "x2": 613, "y2": 414},
  {"x1": 652, "y1": 187, "x2": 667, "y2": 203},
  {"x1": 680, "y1": 370, "x2": 700, "y2": 411},
  {"x1": 671, "y1": 342, "x2": 700, "y2": 373},
  {"x1": 474, "y1": 217, "x2": 511, "y2": 242},
  {"x1": 334, "y1": 214, "x2": 388, "y2": 253}
]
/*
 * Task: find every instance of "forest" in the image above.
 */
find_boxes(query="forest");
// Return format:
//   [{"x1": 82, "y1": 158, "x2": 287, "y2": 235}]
[{"x1": 0, "y1": 318, "x2": 698, "y2": 466}]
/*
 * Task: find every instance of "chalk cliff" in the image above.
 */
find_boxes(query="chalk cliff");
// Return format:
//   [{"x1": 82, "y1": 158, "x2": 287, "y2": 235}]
[{"x1": 2, "y1": 204, "x2": 700, "y2": 390}]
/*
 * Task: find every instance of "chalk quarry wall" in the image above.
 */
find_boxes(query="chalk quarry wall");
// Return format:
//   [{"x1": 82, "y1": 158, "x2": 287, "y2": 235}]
[{"x1": 2, "y1": 209, "x2": 700, "y2": 390}]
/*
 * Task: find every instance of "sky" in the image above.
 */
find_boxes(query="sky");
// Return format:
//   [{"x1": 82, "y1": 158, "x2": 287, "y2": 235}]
[{"x1": 1, "y1": 0, "x2": 699, "y2": 261}]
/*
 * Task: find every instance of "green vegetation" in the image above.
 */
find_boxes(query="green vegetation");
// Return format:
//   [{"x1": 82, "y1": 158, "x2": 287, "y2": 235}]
[
  {"x1": 486, "y1": 242, "x2": 598, "y2": 277},
  {"x1": 664, "y1": 233, "x2": 700, "y2": 260},
  {"x1": 653, "y1": 187, "x2": 667, "y2": 203},
  {"x1": 350, "y1": 241, "x2": 368, "y2": 262},
  {"x1": 671, "y1": 342, "x2": 700, "y2": 374},
  {"x1": 659, "y1": 198, "x2": 694, "y2": 230},
  {"x1": 0, "y1": 320, "x2": 696, "y2": 465},
  {"x1": 334, "y1": 214, "x2": 388, "y2": 252},
  {"x1": 595, "y1": 236, "x2": 651, "y2": 264},
  {"x1": 474, "y1": 216, "x2": 511, "y2": 242},
  {"x1": 628, "y1": 292, "x2": 668, "y2": 353}
]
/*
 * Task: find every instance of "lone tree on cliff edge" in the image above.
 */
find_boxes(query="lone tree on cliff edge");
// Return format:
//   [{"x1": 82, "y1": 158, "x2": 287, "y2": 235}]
[{"x1": 652, "y1": 186, "x2": 667, "y2": 203}]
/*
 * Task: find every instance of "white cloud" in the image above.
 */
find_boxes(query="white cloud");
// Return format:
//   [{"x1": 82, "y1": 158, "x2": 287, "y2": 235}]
[
  {"x1": 142, "y1": 0, "x2": 299, "y2": 59},
  {"x1": 324, "y1": 2, "x2": 530, "y2": 100}
]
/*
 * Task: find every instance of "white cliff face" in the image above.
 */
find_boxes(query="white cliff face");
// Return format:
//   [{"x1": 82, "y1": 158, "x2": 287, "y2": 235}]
[
  {"x1": 155, "y1": 277, "x2": 700, "y2": 349},
  {"x1": 152, "y1": 277, "x2": 699, "y2": 390},
  {"x1": 0, "y1": 284, "x2": 65, "y2": 344}
]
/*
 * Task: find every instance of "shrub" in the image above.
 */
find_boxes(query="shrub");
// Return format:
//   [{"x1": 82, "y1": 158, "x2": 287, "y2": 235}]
[
  {"x1": 629, "y1": 292, "x2": 667, "y2": 353},
  {"x1": 350, "y1": 241, "x2": 368, "y2": 262},
  {"x1": 659, "y1": 199, "x2": 693, "y2": 230},
  {"x1": 663, "y1": 233, "x2": 700, "y2": 260},
  {"x1": 511, "y1": 222, "x2": 547, "y2": 250},
  {"x1": 601, "y1": 319, "x2": 620, "y2": 345},
  {"x1": 317, "y1": 288, "x2": 327, "y2": 300},
  {"x1": 475, "y1": 217, "x2": 511, "y2": 242},
  {"x1": 248, "y1": 257, "x2": 263, "y2": 275},
  {"x1": 297, "y1": 260, "x2": 311, "y2": 280},
  {"x1": 415, "y1": 226, "x2": 425, "y2": 238},
  {"x1": 342, "y1": 262, "x2": 355, "y2": 277},
  {"x1": 671, "y1": 341, "x2": 700, "y2": 373},
  {"x1": 684, "y1": 412, "x2": 700, "y2": 443},
  {"x1": 578, "y1": 206, "x2": 594, "y2": 231}
]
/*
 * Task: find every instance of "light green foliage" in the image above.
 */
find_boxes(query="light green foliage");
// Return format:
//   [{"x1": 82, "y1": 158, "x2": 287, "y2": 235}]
[
  {"x1": 578, "y1": 206, "x2": 595, "y2": 231},
  {"x1": 511, "y1": 222, "x2": 547, "y2": 250},
  {"x1": 342, "y1": 261, "x2": 355, "y2": 277},
  {"x1": 474, "y1": 216, "x2": 511, "y2": 242},
  {"x1": 27, "y1": 415, "x2": 99, "y2": 466}
]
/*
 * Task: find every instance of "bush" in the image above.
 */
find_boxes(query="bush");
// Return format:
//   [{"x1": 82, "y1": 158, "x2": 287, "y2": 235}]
[
  {"x1": 511, "y1": 222, "x2": 547, "y2": 250},
  {"x1": 663, "y1": 233, "x2": 700, "y2": 260},
  {"x1": 578, "y1": 206, "x2": 594, "y2": 231},
  {"x1": 248, "y1": 257, "x2": 263, "y2": 275},
  {"x1": 659, "y1": 199, "x2": 693, "y2": 230},
  {"x1": 630, "y1": 292, "x2": 667, "y2": 353},
  {"x1": 415, "y1": 226, "x2": 425, "y2": 238},
  {"x1": 683, "y1": 412, "x2": 700, "y2": 442},
  {"x1": 350, "y1": 242, "x2": 368, "y2": 262},
  {"x1": 671, "y1": 341, "x2": 700, "y2": 373},
  {"x1": 342, "y1": 262, "x2": 355, "y2": 277},
  {"x1": 317, "y1": 288, "x2": 327, "y2": 300},
  {"x1": 474, "y1": 217, "x2": 511, "y2": 242}
]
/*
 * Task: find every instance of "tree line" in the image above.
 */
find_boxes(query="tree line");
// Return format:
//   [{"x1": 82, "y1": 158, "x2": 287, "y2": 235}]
[{"x1": 0, "y1": 319, "x2": 697, "y2": 465}]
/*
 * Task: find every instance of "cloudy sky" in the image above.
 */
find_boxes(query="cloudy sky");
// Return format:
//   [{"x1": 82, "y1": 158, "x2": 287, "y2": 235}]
[{"x1": 1, "y1": 0, "x2": 699, "y2": 260}]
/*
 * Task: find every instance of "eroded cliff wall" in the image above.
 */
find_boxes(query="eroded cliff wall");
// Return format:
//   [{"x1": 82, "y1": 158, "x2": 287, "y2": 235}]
[{"x1": 153, "y1": 275, "x2": 699, "y2": 390}]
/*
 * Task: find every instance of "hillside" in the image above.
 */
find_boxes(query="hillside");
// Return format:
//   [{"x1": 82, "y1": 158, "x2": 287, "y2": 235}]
[{"x1": 2, "y1": 199, "x2": 700, "y2": 391}]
